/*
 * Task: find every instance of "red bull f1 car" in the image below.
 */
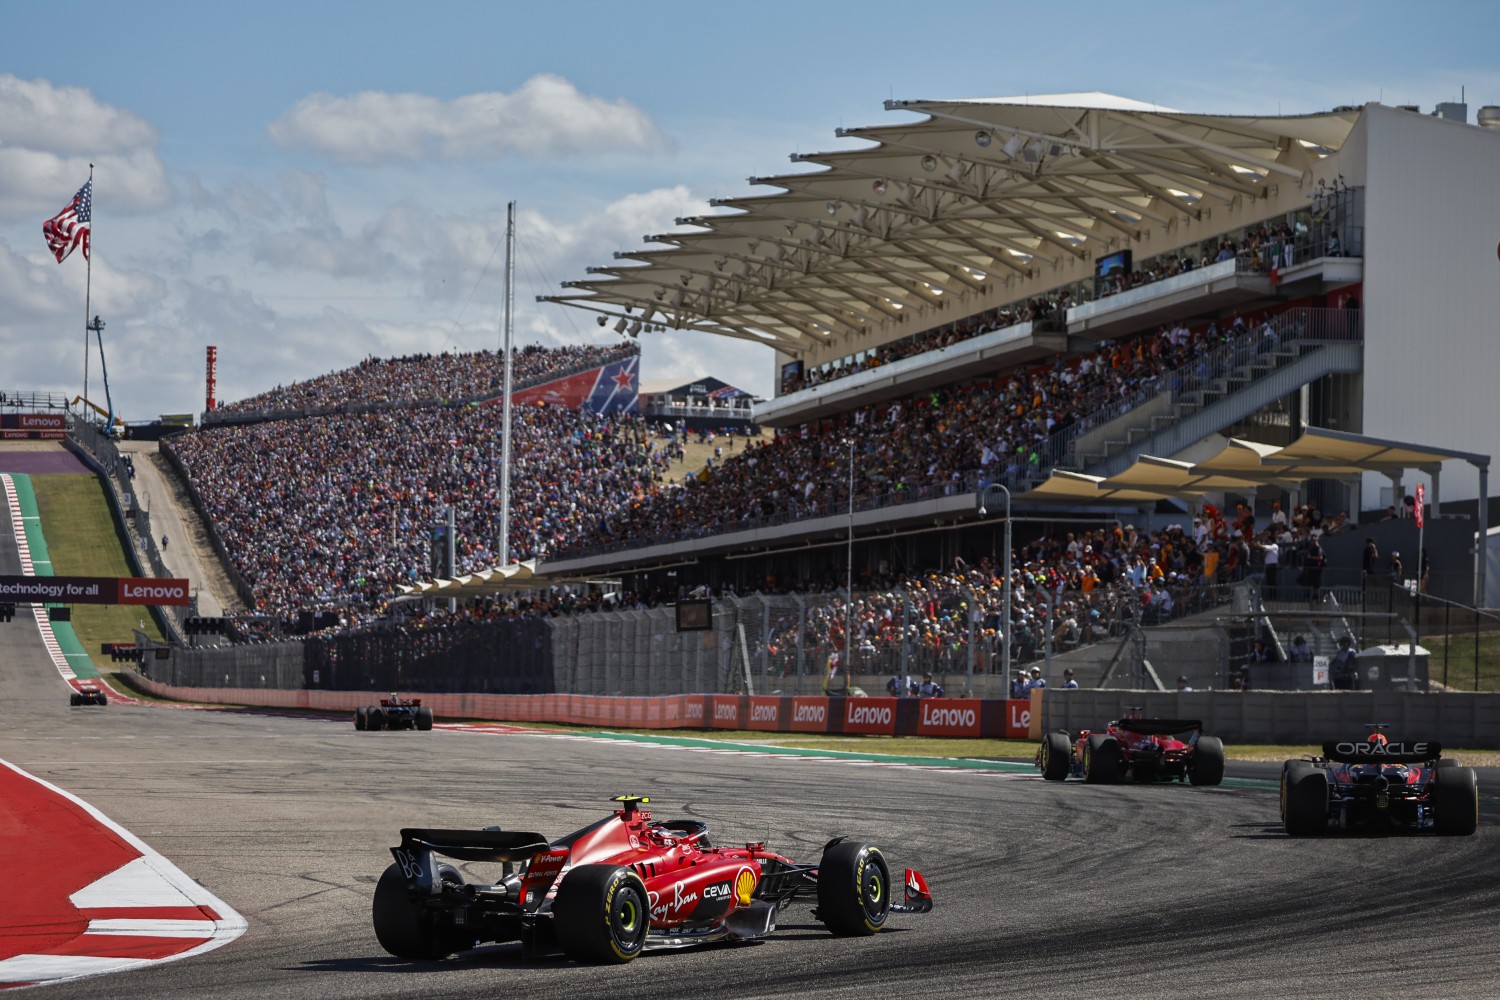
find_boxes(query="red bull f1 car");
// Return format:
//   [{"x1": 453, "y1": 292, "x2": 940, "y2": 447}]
[
  {"x1": 372, "y1": 795, "x2": 933, "y2": 964},
  {"x1": 356, "y1": 695, "x2": 433, "y2": 731},
  {"x1": 1280, "y1": 726, "x2": 1478, "y2": 836},
  {"x1": 69, "y1": 683, "x2": 108, "y2": 707},
  {"x1": 1037, "y1": 716, "x2": 1224, "y2": 785}
]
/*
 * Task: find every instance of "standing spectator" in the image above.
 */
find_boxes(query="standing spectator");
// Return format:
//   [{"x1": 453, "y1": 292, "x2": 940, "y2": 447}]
[
  {"x1": 1288, "y1": 635, "x2": 1312, "y2": 662},
  {"x1": 1362, "y1": 537, "x2": 1380, "y2": 581},
  {"x1": 1176, "y1": 675, "x2": 1193, "y2": 692},
  {"x1": 1389, "y1": 550, "x2": 1404, "y2": 583},
  {"x1": 1061, "y1": 668, "x2": 1079, "y2": 689},
  {"x1": 1301, "y1": 539, "x2": 1327, "y2": 598},
  {"x1": 1259, "y1": 535, "x2": 1281, "y2": 595},
  {"x1": 1330, "y1": 636, "x2": 1360, "y2": 690}
]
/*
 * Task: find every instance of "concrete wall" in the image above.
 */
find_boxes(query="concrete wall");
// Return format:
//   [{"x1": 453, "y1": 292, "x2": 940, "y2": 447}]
[{"x1": 1038, "y1": 688, "x2": 1500, "y2": 748}]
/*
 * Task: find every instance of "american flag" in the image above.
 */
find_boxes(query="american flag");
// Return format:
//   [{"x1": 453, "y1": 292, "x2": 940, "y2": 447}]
[{"x1": 43, "y1": 180, "x2": 92, "y2": 263}]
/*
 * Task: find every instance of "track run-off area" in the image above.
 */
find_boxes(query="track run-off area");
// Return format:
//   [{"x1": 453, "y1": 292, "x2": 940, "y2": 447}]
[{"x1": 2, "y1": 485, "x2": 1499, "y2": 997}]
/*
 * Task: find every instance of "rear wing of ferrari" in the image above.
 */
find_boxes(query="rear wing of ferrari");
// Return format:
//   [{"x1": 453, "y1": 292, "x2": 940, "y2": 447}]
[
  {"x1": 1114, "y1": 718, "x2": 1202, "y2": 737},
  {"x1": 1321, "y1": 740, "x2": 1442, "y2": 765},
  {"x1": 398, "y1": 828, "x2": 550, "y2": 863}
]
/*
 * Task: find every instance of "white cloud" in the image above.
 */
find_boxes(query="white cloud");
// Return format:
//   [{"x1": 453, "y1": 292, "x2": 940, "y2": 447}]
[
  {"x1": 268, "y1": 74, "x2": 667, "y2": 165},
  {"x1": 0, "y1": 75, "x2": 172, "y2": 219}
]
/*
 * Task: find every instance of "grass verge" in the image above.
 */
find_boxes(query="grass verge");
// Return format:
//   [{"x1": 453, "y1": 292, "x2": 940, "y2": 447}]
[{"x1": 30, "y1": 473, "x2": 166, "y2": 668}]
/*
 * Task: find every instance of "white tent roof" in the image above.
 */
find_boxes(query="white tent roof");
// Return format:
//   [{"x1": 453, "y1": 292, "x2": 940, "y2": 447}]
[{"x1": 545, "y1": 93, "x2": 1361, "y2": 355}]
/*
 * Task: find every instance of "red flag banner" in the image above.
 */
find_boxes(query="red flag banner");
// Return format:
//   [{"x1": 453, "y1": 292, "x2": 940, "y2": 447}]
[
  {"x1": 43, "y1": 180, "x2": 92, "y2": 263},
  {"x1": 1415, "y1": 483, "x2": 1424, "y2": 529}
]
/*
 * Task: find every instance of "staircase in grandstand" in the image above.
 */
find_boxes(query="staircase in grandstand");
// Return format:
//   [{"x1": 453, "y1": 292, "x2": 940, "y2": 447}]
[{"x1": 1059, "y1": 307, "x2": 1363, "y2": 477}]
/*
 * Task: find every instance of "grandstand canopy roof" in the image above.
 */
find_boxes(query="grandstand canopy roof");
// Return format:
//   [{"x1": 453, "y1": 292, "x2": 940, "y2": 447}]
[
  {"x1": 543, "y1": 93, "x2": 1360, "y2": 355},
  {"x1": 397, "y1": 560, "x2": 614, "y2": 600},
  {"x1": 1027, "y1": 428, "x2": 1489, "y2": 504}
]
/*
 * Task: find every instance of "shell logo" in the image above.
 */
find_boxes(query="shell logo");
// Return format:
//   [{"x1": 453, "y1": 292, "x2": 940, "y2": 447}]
[{"x1": 735, "y1": 868, "x2": 756, "y2": 906}]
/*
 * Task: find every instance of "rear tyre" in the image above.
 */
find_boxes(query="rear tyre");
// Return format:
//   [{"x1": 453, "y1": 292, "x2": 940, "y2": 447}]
[
  {"x1": 552, "y1": 864, "x2": 649, "y2": 963},
  {"x1": 816, "y1": 841, "x2": 890, "y2": 937},
  {"x1": 1283, "y1": 768, "x2": 1329, "y2": 836},
  {"x1": 1432, "y1": 766, "x2": 1479, "y2": 836},
  {"x1": 372, "y1": 863, "x2": 454, "y2": 960},
  {"x1": 1435, "y1": 758, "x2": 1459, "y2": 771},
  {"x1": 70, "y1": 693, "x2": 80, "y2": 707},
  {"x1": 1190, "y1": 736, "x2": 1226, "y2": 786},
  {"x1": 1041, "y1": 732, "x2": 1072, "y2": 781},
  {"x1": 1280, "y1": 762, "x2": 1314, "y2": 823},
  {"x1": 1082, "y1": 735, "x2": 1121, "y2": 784},
  {"x1": 416, "y1": 706, "x2": 434, "y2": 731},
  {"x1": 366, "y1": 707, "x2": 385, "y2": 731},
  {"x1": 355, "y1": 706, "x2": 367, "y2": 731}
]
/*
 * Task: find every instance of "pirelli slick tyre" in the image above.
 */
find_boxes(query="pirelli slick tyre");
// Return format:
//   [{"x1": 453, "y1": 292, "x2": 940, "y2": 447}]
[
  {"x1": 1082, "y1": 734, "x2": 1121, "y2": 784},
  {"x1": 1432, "y1": 766, "x2": 1479, "y2": 836},
  {"x1": 816, "y1": 841, "x2": 890, "y2": 937},
  {"x1": 1041, "y1": 732, "x2": 1072, "y2": 781},
  {"x1": 415, "y1": 706, "x2": 434, "y2": 731},
  {"x1": 366, "y1": 707, "x2": 385, "y2": 731},
  {"x1": 1190, "y1": 736, "x2": 1226, "y2": 786},
  {"x1": 1435, "y1": 758, "x2": 1460, "y2": 770},
  {"x1": 70, "y1": 693, "x2": 81, "y2": 707},
  {"x1": 372, "y1": 863, "x2": 457, "y2": 960},
  {"x1": 354, "y1": 706, "x2": 367, "y2": 731},
  {"x1": 552, "y1": 864, "x2": 649, "y2": 964},
  {"x1": 1284, "y1": 768, "x2": 1329, "y2": 836},
  {"x1": 1280, "y1": 762, "x2": 1315, "y2": 823}
]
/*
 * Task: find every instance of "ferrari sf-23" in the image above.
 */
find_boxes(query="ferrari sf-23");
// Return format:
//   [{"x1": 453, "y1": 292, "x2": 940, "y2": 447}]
[
  {"x1": 355, "y1": 695, "x2": 433, "y2": 731},
  {"x1": 372, "y1": 795, "x2": 932, "y2": 964},
  {"x1": 1281, "y1": 725, "x2": 1478, "y2": 836},
  {"x1": 1037, "y1": 716, "x2": 1225, "y2": 785}
]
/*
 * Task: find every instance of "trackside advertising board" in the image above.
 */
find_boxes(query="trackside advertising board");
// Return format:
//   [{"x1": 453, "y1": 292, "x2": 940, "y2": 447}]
[
  {"x1": 916, "y1": 698, "x2": 983, "y2": 737},
  {"x1": 0, "y1": 575, "x2": 192, "y2": 605}
]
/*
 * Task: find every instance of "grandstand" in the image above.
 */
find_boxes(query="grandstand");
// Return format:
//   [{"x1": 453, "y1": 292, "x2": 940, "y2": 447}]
[{"x1": 542, "y1": 94, "x2": 1500, "y2": 616}]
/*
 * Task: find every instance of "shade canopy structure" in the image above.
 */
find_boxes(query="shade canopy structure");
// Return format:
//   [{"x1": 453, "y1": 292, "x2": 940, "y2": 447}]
[
  {"x1": 542, "y1": 93, "x2": 1358, "y2": 355},
  {"x1": 397, "y1": 560, "x2": 614, "y2": 602},
  {"x1": 1099, "y1": 454, "x2": 1275, "y2": 494}
]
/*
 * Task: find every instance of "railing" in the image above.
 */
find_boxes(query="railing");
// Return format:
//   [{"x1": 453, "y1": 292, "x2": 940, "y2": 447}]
[{"x1": 1, "y1": 390, "x2": 72, "y2": 410}]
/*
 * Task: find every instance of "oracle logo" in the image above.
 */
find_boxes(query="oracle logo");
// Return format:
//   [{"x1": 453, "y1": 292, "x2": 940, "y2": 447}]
[
  {"x1": 848, "y1": 704, "x2": 892, "y2": 726},
  {"x1": 922, "y1": 704, "x2": 976, "y2": 728},
  {"x1": 714, "y1": 703, "x2": 738, "y2": 720},
  {"x1": 793, "y1": 704, "x2": 826, "y2": 723},
  {"x1": 750, "y1": 704, "x2": 778, "y2": 722}
]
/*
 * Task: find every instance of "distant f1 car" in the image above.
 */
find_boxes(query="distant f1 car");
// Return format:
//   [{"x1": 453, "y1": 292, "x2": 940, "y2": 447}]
[
  {"x1": 70, "y1": 684, "x2": 108, "y2": 707},
  {"x1": 356, "y1": 695, "x2": 433, "y2": 731},
  {"x1": 1281, "y1": 725, "x2": 1478, "y2": 836},
  {"x1": 1037, "y1": 716, "x2": 1224, "y2": 785},
  {"x1": 372, "y1": 795, "x2": 933, "y2": 964}
]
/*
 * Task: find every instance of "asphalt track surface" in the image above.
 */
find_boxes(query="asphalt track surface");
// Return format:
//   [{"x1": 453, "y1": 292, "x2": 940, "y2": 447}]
[{"x1": 5, "y1": 527, "x2": 1500, "y2": 996}]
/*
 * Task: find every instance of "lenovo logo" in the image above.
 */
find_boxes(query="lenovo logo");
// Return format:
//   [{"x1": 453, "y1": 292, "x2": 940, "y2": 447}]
[
  {"x1": 793, "y1": 704, "x2": 826, "y2": 723},
  {"x1": 750, "y1": 704, "x2": 777, "y2": 722},
  {"x1": 714, "y1": 703, "x2": 738, "y2": 720},
  {"x1": 848, "y1": 704, "x2": 892, "y2": 726},
  {"x1": 921, "y1": 704, "x2": 976, "y2": 728}
]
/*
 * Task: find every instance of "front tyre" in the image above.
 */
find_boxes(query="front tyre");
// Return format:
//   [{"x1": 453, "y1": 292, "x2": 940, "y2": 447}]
[
  {"x1": 1190, "y1": 736, "x2": 1226, "y2": 786},
  {"x1": 1041, "y1": 732, "x2": 1072, "y2": 781},
  {"x1": 552, "y1": 864, "x2": 649, "y2": 964},
  {"x1": 372, "y1": 863, "x2": 455, "y2": 960},
  {"x1": 816, "y1": 841, "x2": 890, "y2": 937}
]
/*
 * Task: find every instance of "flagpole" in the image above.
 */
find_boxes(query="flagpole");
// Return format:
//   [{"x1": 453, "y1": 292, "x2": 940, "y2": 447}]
[
  {"x1": 498, "y1": 200, "x2": 515, "y2": 565},
  {"x1": 82, "y1": 163, "x2": 94, "y2": 419}
]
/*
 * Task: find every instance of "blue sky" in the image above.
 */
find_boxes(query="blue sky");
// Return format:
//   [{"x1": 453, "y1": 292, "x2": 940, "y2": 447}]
[{"x1": 2, "y1": 1, "x2": 1496, "y2": 419}]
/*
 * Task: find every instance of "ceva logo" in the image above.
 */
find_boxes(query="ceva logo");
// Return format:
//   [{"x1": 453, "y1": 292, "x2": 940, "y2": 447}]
[
  {"x1": 921, "y1": 704, "x2": 976, "y2": 728},
  {"x1": 793, "y1": 703, "x2": 826, "y2": 723},
  {"x1": 848, "y1": 704, "x2": 892, "y2": 726},
  {"x1": 750, "y1": 704, "x2": 777, "y2": 722}
]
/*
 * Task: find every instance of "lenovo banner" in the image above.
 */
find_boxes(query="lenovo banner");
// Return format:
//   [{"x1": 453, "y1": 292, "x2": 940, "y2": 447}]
[
  {"x1": 0, "y1": 575, "x2": 192, "y2": 606},
  {"x1": 916, "y1": 698, "x2": 983, "y2": 737}
]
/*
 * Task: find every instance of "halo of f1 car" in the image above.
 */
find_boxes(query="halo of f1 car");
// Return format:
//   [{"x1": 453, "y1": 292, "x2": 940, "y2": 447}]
[
  {"x1": 1036, "y1": 715, "x2": 1224, "y2": 785},
  {"x1": 356, "y1": 695, "x2": 433, "y2": 731},
  {"x1": 371, "y1": 794, "x2": 933, "y2": 964},
  {"x1": 1280, "y1": 724, "x2": 1479, "y2": 836},
  {"x1": 69, "y1": 683, "x2": 108, "y2": 707}
]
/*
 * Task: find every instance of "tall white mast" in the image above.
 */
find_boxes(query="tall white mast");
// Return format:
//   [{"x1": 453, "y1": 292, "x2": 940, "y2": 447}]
[{"x1": 498, "y1": 201, "x2": 516, "y2": 565}]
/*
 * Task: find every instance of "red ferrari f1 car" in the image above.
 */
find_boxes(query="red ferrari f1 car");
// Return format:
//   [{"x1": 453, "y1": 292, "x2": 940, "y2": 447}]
[
  {"x1": 356, "y1": 695, "x2": 433, "y2": 731},
  {"x1": 1037, "y1": 716, "x2": 1224, "y2": 785},
  {"x1": 1281, "y1": 725, "x2": 1478, "y2": 836},
  {"x1": 372, "y1": 795, "x2": 933, "y2": 964}
]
